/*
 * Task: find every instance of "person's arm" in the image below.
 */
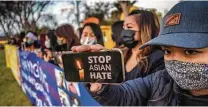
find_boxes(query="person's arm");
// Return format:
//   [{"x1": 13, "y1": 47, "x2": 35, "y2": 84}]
[
  {"x1": 71, "y1": 45, "x2": 155, "y2": 106},
  {"x1": 92, "y1": 73, "x2": 156, "y2": 106}
]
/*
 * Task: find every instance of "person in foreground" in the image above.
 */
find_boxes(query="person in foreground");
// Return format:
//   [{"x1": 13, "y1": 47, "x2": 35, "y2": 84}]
[{"x1": 72, "y1": 1, "x2": 208, "y2": 106}]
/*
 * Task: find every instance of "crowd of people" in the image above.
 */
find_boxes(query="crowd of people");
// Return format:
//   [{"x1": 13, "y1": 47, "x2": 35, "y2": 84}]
[
  {"x1": 7, "y1": 22, "x2": 106, "y2": 65},
  {"x1": 7, "y1": 1, "x2": 208, "y2": 106}
]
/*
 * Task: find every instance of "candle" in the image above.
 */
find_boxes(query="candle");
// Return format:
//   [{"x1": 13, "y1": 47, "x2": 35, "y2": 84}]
[
  {"x1": 79, "y1": 69, "x2": 84, "y2": 81},
  {"x1": 76, "y1": 60, "x2": 84, "y2": 81}
]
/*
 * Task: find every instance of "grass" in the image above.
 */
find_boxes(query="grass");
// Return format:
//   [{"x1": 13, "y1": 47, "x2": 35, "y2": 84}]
[{"x1": 0, "y1": 49, "x2": 32, "y2": 106}]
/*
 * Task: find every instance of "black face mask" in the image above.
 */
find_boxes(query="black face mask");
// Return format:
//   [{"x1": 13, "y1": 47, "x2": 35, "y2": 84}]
[{"x1": 120, "y1": 30, "x2": 138, "y2": 48}]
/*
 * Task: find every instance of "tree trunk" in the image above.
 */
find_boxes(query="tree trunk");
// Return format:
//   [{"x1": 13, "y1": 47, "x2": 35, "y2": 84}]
[
  {"x1": 75, "y1": 1, "x2": 80, "y2": 27},
  {"x1": 0, "y1": 20, "x2": 8, "y2": 36}
]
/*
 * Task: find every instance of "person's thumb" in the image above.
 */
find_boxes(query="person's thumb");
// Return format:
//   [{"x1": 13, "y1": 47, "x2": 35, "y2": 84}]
[{"x1": 90, "y1": 83, "x2": 102, "y2": 92}]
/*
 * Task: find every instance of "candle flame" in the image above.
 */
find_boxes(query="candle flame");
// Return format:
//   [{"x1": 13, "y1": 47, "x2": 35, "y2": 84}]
[{"x1": 76, "y1": 60, "x2": 82, "y2": 69}]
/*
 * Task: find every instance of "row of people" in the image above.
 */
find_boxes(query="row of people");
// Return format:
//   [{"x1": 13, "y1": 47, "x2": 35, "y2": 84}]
[
  {"x1": 9, "y1": 2, "x2": 207, "y2": 105},
  {"x1": 10, "y1": 8, "x2": 163, "y2": 83}
]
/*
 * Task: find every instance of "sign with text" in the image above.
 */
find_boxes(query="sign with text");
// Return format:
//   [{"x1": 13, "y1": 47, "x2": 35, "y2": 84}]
[
  {"x1": 19, "y1": 51, "x2": 100, "y2": 106},
  {"x1": 62, "y1": 49, "x2": 125, "y2": 83}
]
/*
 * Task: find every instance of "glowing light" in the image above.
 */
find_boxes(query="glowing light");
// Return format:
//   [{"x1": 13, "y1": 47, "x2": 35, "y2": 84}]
[{"x1": 76, "y1": 60, "x2": 82, "y2": 69}]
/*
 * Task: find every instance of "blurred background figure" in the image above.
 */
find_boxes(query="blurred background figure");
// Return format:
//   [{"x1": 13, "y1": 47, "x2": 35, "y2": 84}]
[
  {"x1": 24, "y1": 31, "x2": 42, "y2": 58},
  {"x1": 55, "y1": 24, "x2": 80, "y2": 52},
  {"x1": 76, "y1": 27, "x2": 83, "y2": 39},
  {"x1": 38, "y1": 27, "x2": 49, "y2": 49},
  {"x1": 19, "y1": 32, "x2": 26, "y2": 50},
  {"x1": 8, "y1": 37, "x2": 17, "y2": 45},
  {"x1": 42, "y1": 30, "x2": 57, "y2": 64},
  {"x1": 47, "y1": 30, "x2": 57, "y2": 51},
  {"x1": 80, "y1": 23, "x2": 104, "y2": 46},
  {"x1": 111, "y1": 21, "x2": 124, "y2": 47},
  {"x1": 54, "y1": 24, "x2": 80, "y2": 68},
  {"x1": 44, "y1": 34, "x2": 51, "y2": 49}
]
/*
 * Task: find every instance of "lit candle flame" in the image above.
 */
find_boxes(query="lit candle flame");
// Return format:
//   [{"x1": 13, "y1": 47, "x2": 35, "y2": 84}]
[{"x1": 76, "y1": 60, "x2": 82, "y2": 69}]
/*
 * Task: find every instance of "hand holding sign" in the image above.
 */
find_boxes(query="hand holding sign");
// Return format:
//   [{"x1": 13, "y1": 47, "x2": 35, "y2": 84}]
[
  {"x1": 63, "y1": 45, "x2": 124, "y2": 83},
  {"x1": 62, "y1": 44, "x2": 125, "y2": 92},
  {"x1": 71, "y1": 44, "x2": 105, "y2": 52},
  {"x1": 90, "y1": 83, "x2": 102, "y2": 92},
  {"x1": 72, "y1": 45, "x2": 106, "y2": 92}
]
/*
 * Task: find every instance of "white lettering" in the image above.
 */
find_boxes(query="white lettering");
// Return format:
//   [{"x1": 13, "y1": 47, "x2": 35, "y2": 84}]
[
  {"x1": 89, "y1": 64, "x2": 111, "y2": 71},
  {"x1": 99, "y1": 56, "x2": 105, "y2": 63},
  {"x1": 90, "y1": 72, "x2": 112, "y2": 79},
  {"x1": 106, "y1": 56, "x2": 111, "y2": 63},
  {"x1": 88, "y1": 56, "x2": 112, "y2": 64},
  {"x1": 107, "y1": 72, "x2": 112, "y2": 79},
  {"x1": 89, "y1": 65, "x2": 94, "y2": 71},
  {"x1": 90, "y1": 72, "x2": 96, "y2": 79},
  {"x1": 92, "y1": 56, "x2": 98, "y2": 63},
  {"x1": 88, "y1": 56, "x2": 93, "y2": 63},
  {"x1": 96, "y1": 72, "x2": 102, "y2": 79}
]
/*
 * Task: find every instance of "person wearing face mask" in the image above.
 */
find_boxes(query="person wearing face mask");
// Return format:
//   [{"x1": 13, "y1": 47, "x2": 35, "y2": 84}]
[
  {"x1": 42, "y1": 34, "x2": 54, "y2": 63},
  {"x1": 25, "y1": 31, "x2": 42, "y2": 58},
  {"x1": 55, "y1": 24, "x2": 80, "y2": 52},
  {"x1": 44, "y1": 34, "x2": 51, "y2": 49},
  {"x1": 119, "y1": 10, "x2": 164, "y2": 80},
  {"x1": 80, "y1": 23, "x2": 104, "y2": 46},
  {"x1": 71, "y1": 1, "x2": 208, "y2": 106}
]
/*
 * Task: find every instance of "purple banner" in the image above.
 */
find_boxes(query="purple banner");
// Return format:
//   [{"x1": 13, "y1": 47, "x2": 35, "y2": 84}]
[{"x1": 19, "y1": 50, "x2": 100, "y2": 106}]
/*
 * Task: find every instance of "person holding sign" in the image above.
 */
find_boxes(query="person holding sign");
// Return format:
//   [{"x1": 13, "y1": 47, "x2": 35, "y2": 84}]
[
  {"x1": 80, "y1": 23, "x2": 104, "y2": 46},
  {"x1": 72, "y1": 1, "x2": 208, "y2": 106},
  {"x1": 55, "y1": 24, "x2": 80, "y2": 52}
]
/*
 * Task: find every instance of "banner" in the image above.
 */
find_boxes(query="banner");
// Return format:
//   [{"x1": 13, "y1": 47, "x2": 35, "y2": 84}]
[
  {"x1": 19, "y1": 51, "x2": 100, "y2": 106},
  {"x1": 4, "y1": 45, "x2": 21, "y2": 85}
]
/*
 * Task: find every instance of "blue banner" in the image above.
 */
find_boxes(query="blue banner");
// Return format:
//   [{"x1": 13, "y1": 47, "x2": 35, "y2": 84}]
[{"x1": 19, "y1": 51, "x2": 100, "y2": 106}]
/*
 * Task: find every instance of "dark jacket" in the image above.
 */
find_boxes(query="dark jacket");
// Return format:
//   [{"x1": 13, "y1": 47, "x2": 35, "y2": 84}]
[
  {"x1": 125, "y1": 50, "x2": 164, "y2": 80},
  {"x1": 93, "y1": 70, "x2": 208, "y2": 106},
  {"x1": 55, "y1": 44, "x2": 68, "y2": 52}
]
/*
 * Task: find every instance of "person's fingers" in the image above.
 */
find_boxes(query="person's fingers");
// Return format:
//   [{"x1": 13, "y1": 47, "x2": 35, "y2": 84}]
[
  {"x1": 90, "y1": 83, "x2": 102, "y2": 92},
  {"x1": 89, "y1": 44, "x2": 105, "y2": 52},
  {"x1": 58, "y1": 64, "x2": 64, "y2": 69},
  {"x1": 71, "y1": 46, "x2": 79, "y2": 52},
  {"x1": 72, "y1": 44, "x2": 105, "y2": 53},
  {"x1": 75, "y1": 45, "x2": 91, "y2": 52}
]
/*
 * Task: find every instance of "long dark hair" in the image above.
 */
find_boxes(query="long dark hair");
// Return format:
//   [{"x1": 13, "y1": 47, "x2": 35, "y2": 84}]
[
  {"x1": 82, "y1": 23, "x2": 104, "y2": 46},
  {"x1": 47, "y1": 30, "x2": 57, "y2": 51},
  {"x1": 124, "y1": 10, "x2": 160, "y2": 72},
  {"x1": 55, "y1": 24, "x2": 80, "y2": 51},
  {"x1": 111, "y1": 21, "x2": 124, "y2": 47}
]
